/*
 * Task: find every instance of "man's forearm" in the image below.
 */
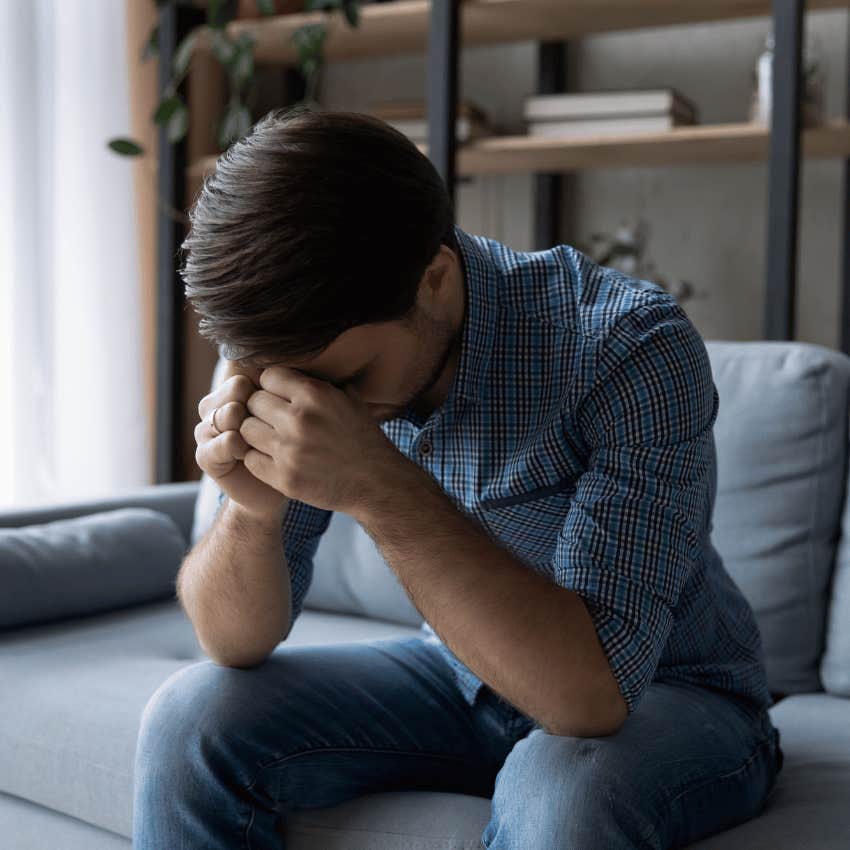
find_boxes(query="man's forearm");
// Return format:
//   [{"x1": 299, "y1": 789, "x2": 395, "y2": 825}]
[
  {"x1": 353, "y1": 465, "x2": 628, "y2": 738},
  {"x1": 176, "y1": 496, "x2": 291, "y2": 667}
]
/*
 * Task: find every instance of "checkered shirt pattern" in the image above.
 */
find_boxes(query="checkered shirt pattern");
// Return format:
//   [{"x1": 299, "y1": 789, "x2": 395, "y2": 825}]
[{"x1": 218, "y1": 224, "x2": 773, "y2": 718}]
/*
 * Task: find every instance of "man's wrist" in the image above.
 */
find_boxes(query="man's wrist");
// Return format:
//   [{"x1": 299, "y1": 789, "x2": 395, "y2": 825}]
[{"x1": 224, "y1": 496, "x2": 289, "y2": 533}]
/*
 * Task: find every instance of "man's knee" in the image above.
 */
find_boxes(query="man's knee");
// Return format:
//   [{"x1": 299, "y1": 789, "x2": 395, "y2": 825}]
[
  {"x1": 483, "y1": 728, "x2": 662, "y2": 850},
  {"x1": 136, "y1": 660, "x2": 251, "y2": 765}
]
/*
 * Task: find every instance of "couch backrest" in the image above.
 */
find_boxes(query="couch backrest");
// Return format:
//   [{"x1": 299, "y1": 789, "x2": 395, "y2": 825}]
[
  {"x1": 192, "y1": 341, "x2": 850, "y2": 698},
  {"x1": 705, "y1": 341, "x2": 850, "y2": 697}
]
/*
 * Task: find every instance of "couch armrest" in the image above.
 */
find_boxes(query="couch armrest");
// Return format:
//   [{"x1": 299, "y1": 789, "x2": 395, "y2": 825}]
[{"x1": 0, "y1": 481, "x2": 201, "y2": 546}]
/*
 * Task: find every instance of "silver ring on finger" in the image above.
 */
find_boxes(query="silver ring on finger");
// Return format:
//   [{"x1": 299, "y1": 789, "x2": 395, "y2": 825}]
[{"x1": 209, "y1": 405, "x2": 223, "y2": 436}]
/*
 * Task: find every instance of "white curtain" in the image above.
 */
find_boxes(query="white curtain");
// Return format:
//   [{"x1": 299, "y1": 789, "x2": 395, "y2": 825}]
[{"x1": 0, "y1": 0, "x2": 151, "y2": 510}]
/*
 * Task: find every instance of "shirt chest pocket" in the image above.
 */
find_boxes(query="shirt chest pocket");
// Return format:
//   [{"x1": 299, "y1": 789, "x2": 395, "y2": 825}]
[{"x1": 473, "y1": 478, "x2": 577, "y2": 570}]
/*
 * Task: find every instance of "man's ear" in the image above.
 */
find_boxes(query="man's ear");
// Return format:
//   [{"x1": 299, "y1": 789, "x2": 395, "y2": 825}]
[{"x1": 424, "y1": 248, "x2": 454, "y2": 304}]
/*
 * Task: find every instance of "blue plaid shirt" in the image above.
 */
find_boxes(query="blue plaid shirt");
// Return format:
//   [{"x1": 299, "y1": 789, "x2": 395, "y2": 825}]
[{"x1": 220, "y1": 224, "x2": 773, "y2": 718}]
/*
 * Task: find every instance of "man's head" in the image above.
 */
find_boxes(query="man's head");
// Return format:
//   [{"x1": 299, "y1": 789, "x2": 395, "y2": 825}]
[{"x1": 180, "y1": 106, "x2": 466, "y2": 422}]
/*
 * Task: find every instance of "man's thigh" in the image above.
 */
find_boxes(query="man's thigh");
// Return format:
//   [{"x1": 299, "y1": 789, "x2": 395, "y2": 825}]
[
  {"x1": 483, "y1": 681, "x2": 782, "y2": 850},
  {"x1": 252, "y1": 636, "x2": 512, "y2": 806},
  {"x1": 138, "y1": 635, "x2": 510, "y2": 812}
]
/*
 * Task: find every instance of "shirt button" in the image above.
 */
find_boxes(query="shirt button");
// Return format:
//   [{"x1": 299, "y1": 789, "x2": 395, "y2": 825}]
[{"x1": 419, "y1": 439, "x2": 433, "y2": 456}]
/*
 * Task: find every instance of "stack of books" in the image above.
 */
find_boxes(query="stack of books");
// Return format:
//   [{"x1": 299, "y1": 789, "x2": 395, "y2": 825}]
[
  {"x1": 367, "y1": 99, "x2": 493, "y2": 143},
  {"x1": 524, "y1": 88, "x2": 699, "y2": 138}
]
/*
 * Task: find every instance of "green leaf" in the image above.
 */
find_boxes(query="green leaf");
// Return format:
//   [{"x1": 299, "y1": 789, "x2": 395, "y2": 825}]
[
  {"x1": 173, "y1": 30, "x2": 197, "y2": 78},
  {"x1": 107, "y1": 137, "x2": 145, "y2": 156},
  {"x1": 153, "y1": 93, "x2": 182, "y2": 126},
  {"x1": 256, "y1": 0, "x2": 276, "y2": 14},
  {"x1": 141, "y1": 25, "x2": 159, "y2": 62},
  {"x1": 305, "y1": 0, "x2": 339, "y2": 11},
  {"x1": 231, "y1": 42, "x2": 255, "y2": 89},
  {"x1": 235, "y1": 30, "x2": 257, "y2": 50},
  {"x1": 218, "y1": 100, "x2": 253, "y2": 148},
  {"x1": 342, "y1": 0, "x2": 359, "y2": 27},
  {"x1": 292, "y1": 22, "x2": 326, "y2": 59},
  {"x1": 210, "y1": 28, "x2": 236, "y2": 65},
  {"x1": 166, "y1": 100, "x2": 190, "y2": 143}
]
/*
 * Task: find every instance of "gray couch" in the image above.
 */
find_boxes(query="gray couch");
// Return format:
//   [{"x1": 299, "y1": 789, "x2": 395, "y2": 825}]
[{"x1": 1, "y1": 340, "x2": 849, "y2": 850}]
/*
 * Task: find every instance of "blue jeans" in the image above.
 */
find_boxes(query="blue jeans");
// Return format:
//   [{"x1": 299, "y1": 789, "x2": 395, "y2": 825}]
[{"x1": 132, "y1": 635, "x2": 783, "y2": 849}]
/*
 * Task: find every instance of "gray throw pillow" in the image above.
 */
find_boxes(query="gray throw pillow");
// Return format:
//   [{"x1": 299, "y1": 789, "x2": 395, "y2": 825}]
[{"x1": 0, "y1": 507, "x2": 188, "y2": 630}]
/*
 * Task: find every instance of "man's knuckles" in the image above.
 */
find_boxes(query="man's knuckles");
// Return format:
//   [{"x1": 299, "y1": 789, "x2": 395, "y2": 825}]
[
  {"x1": 225, "y1": 374, "x2": 257, "y2": 397},
  {"x1": 197, "y1": 375, "x2": 254, "y2": 420}
]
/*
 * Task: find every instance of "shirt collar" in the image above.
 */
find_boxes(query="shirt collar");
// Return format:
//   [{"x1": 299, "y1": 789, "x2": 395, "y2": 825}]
[
  {"x1": 389, "y1": 225, "x2": 499, "y2": 430},
  {"x1": 443, "y1": 224, "x2": 499, "y2": 406}
]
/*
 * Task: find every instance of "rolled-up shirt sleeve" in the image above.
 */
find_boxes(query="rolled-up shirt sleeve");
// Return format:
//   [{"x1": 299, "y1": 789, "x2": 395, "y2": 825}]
[
  {"x1": 553, "y1": 298, "x2": 720, "y2": 716},
  {"x1": 216, "y1": 489, "x2": 333, "y2": 639}
]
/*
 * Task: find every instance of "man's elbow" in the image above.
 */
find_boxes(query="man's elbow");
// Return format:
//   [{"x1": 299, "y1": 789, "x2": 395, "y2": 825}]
[
  {"x1": 200, "y1": 632, "x2": 285, "y2": 669},
  {"x1": 549, "y1": 685, "x2": 629, "y2": 738},
  {"x1": 208, "y1": 648, "x2": 272, "y2": 669}
]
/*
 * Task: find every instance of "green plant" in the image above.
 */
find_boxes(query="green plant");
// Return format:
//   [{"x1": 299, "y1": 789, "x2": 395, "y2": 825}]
[{"x1": 108, "y1": 0, "x2": 362, "y2": 159}]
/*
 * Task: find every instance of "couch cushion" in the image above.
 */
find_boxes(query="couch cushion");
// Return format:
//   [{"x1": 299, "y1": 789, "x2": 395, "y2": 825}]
[
  {"x1": 705, "y1": 342, "x2": 850, "y2": 695},
  {"x1": 306, "y1": 509, "x2": 423, "y2": 626},
  {"x1": 0, "y1": 508, "x2": 188, "y2": 630},
  {"x1": 820, "y1": 413, "x2": 850, "y2": 696}
]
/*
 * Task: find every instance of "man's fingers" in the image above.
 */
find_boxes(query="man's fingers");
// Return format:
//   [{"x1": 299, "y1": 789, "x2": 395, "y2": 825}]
[
  {"x1": 239, "y1": 415, "x2": 278, "y2": 454},
  {"x1": 245, "y1": 388, "x2": 292, "y2": 428},
  {"x1": 198, "y1": 374, "x2": 256, "y2": 422},
  {"x1": 258, "y1": 365, "x2": 326, "y2": 403},
  {"x1": 193, "y1": 400, "x2": 244, "y2": 443},
  {"x1": 195, "y1": 429, "x2": 251, "y2": 471}
]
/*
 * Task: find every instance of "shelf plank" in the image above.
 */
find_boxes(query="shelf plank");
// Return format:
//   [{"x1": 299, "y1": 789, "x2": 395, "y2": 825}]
[
  {"x1": 201, "y1": 0, "x2": 850, "y2": 65},
  {"x1": 451, "y1": 119, "x2": 850, "y2": 174},
  {"x1": 187, "y1": 120, "x2": 850, "y2": 181}
]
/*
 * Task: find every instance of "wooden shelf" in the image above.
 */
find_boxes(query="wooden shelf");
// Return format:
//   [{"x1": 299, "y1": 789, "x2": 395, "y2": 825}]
[
  {"x1": 197, "y1": 0, "x2": 849, "y2": 65},
  {"x1": 188, "y1": 119, "x2": 850, "y2": 181}
]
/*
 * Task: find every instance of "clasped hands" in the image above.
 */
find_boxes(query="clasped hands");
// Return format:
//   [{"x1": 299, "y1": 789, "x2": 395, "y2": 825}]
[{"x1": 236, "y1": 365, "x2": 418, "y2": 519}]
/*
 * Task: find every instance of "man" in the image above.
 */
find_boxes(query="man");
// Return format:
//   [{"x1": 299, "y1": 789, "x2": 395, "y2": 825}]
[{"x1": 133, "y1": 107, "x2": 783, "y2": 849}]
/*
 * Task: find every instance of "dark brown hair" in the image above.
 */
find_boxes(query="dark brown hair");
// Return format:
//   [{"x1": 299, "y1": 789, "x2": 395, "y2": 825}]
[{"x1": 179, "y1": 105, "x2": 458, "y2": 365}]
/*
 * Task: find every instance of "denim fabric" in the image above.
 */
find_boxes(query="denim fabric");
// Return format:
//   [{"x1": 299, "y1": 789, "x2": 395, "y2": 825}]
[{"x1": 133, "y1": 635, "x2": 783, "y2": 849}]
